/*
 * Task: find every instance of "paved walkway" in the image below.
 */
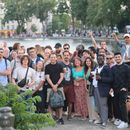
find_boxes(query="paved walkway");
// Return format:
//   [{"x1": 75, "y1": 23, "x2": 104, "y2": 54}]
[{"x1": 43, "y1": 117, "x2": 130, "y2": 130}]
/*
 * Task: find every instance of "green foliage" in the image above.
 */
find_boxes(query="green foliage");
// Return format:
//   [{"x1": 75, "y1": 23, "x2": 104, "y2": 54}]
[
  {"x1": 0, "y1": 84, "x2": 55, "y2": 130},
  {"x1": 52, "y1": 14, "x2": 71, "y2": 32},
  {"x1": 31, "y1": 24, "x2": 38, "y2": 33}
]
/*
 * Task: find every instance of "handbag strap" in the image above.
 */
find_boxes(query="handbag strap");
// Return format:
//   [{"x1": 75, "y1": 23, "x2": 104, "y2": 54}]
[{"x1": 24, "y1": 67, "x2": 29, "y2": 80}]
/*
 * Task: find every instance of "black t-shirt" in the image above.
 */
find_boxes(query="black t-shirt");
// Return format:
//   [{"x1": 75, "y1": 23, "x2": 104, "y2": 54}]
[
  {"x1": 60, "y1": 62, "x2": 73, "y2": 85},
  {"x1": 45, "y1": 62, "x2": 64, "y2": 88}
]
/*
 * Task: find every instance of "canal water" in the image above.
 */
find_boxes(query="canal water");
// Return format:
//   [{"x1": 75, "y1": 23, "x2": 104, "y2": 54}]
[{"x1": 0, "y1": 37, "x2": 117, "y2": 52}]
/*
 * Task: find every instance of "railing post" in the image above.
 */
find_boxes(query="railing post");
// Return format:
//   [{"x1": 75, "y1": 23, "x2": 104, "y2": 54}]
[{"x1": 0, "y1": 107, "x2": 15, "y2": 130}]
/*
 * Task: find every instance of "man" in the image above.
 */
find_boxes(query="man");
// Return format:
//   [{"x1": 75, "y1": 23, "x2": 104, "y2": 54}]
[
  {"x1": 63, "y1": 43, "x2": 70, "y2": 52},
  {"x1": 111, "y1": 52, "x2": 130, "y2": 128},
  {"x1": 45, "y1": 53, "x2": 65, "y2": 124},
  {"x1": 61, "y1": 51, "x2": 75, "y2": 120},
  {"x1": 92, "y1": 54, "x2": 112, "y2": 127},
  {"x1": 0, "y1": 48, "x2": 11, "y2": 86},
  {"x1": 112, "y1": 33, "x2": 130, "y2": 65},
  {"x1": 27, "y1": 47, "x2": 43, "y2": 69},
  {"x1": 54, "y1": 43, "x2": 63, "y2": 55},
  {"x1": 89, "y1": 32, "x2": 110, "y2": 56}
]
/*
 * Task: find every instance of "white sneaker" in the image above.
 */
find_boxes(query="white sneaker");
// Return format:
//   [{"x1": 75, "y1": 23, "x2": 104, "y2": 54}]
[
  {"x1": 93, "y1": 119, "x2": 101, "y2": 124},
  {"x1": 117, "y1": 121, "x2": 128, "y2": 129},
  {"x1": 114, "y1": 119, "x2": 121, "y2": 126}
]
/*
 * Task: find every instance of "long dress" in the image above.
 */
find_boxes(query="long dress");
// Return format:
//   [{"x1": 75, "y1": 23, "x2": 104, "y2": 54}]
[{"x1": 72, "y1": 67, "x2": 88, "y2": 118}]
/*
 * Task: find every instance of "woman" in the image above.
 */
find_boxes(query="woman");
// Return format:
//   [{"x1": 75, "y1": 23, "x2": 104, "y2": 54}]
[
  {"x1": 84, "y1": 57, "x2": 99, "y2": 122},
  {"x1": 33, "y1": 60, "x2": 46, "y2": 113},
  {"x1": 72, "y1": 57, "x2": 88, "y2": 120},
  {"x1": 12, "y1": 55, "x2": 35, "y2": 91}
]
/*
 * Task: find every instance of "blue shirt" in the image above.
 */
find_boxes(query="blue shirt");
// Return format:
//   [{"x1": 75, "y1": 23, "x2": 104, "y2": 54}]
[{"x1": 0, "y1": 58, "x2": 10, "y2": 86}]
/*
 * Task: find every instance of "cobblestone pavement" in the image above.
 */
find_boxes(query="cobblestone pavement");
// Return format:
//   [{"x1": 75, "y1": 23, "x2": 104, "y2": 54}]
[{"x1": 42, "y1": 117, "x2": 130, "y2": 130}]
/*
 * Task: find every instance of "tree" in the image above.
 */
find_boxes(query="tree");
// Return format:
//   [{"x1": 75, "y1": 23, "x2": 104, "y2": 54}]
[
  {"x1": 33, "y1": 0, "x2": 56, "y2": 35},
  {"x1": 3, "y1": 0, "x2": 34, "y2": 34}
]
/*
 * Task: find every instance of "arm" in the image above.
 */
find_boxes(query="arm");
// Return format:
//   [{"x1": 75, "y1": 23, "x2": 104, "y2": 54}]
[
  {"x1": 112, "y1": 32, "x2": 120, "y2": 43},
  {"x1": 89, "y1": 31, "x2": 98, "y2": 49},
  {"x1": 0, "y1": 69, "x2": 11, "y2": 76}
]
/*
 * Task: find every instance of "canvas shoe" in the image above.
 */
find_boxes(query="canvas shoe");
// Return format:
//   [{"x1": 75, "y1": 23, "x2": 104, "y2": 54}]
[
  {"x1": 117, "y1": 121, "x2": 128, "y2": 129},
  {"x1": 114, "y1": 119, "x2": 121, "y2": 126}
]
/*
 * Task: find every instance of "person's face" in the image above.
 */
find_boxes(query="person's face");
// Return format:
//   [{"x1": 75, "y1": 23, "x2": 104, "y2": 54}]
[
  {"x1": 106, "y1": 55, "x2": 114, "y2": 65},
  {"x1": 11, "y1": 51, "x2": 17, "y2": 59},
  {"x1": 85, "y1": 58, "x2": 92, "y2": 67},
  {"x1": 97, "y1": 56, "x2": 104, "y2": 66},
  {"x1": 44, "y1": 48, "x2": 51, "y2": 59},
  {"x1": 114, "y1": 54, "x2": 122, "y2": 64},
  {"x1": 50, "y1": 54, "x2": 57, "y2": 64},
  {"x1": 99, "y1": 48, "x2": 106, "y2": 55},
  {"x1": 63, "y1": 52, "x2": 71, "y2": 61},
  {"x1": 55, "y1": 47, "x2": 62, "y2": 53},
  {"x1": 29, "y1": 49, "x2": 37, "y2": 58},
  {"x1": 63, "y1": 45, "x2": 70, "y2": 51},
  {"x1": 83, "y1": 52, "x2": 90, "y2": 59},
  {"x1": 74, "y1": 58, "x2": 81, "y2": 67},
  {"x1": 17, "y1": 50, "x2": 25, "y2": 58},
  {"x1": 36, "y1": 61, "x2": 44, "y2": 70},
  {"x1": 100, "y1": 42, "x2": 107, "y2": 49},
  {"x1": 124, "y1": 37, "x2": 130, "y2": 44},
  {"x1": 22, "y1": 57, "x2": 29, "y2": 66}
]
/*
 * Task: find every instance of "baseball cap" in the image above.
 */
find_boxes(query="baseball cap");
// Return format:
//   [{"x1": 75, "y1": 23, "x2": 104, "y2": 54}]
[
  {"x1": 54, "y1": 43, "x2": 62, "y2": 48},
  {"x1": 124, "y1": 33, "x2": 130, "y2": 38}
]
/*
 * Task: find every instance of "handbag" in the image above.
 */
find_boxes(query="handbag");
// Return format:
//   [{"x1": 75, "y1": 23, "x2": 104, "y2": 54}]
[
  {"x1": 49, "y1": 90, "x2": 64, "y2": 108},
  {"x1": 88, "y1": 84, "x2": 94, "y2": 96},
  {"x1": 18, "y1": 68, "x2": 29, "y2": 88}
]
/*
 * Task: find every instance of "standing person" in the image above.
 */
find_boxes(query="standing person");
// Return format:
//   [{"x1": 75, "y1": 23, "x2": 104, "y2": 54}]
[
  {"x1": 84, "y1": 57, "x2": 98, "y2": 122},
  {"x1": 106, "y1": 54, "x2": 115, "y2": 122},
  {"x1": 33, "y1": 61, "x2": 45, "y2": 113},
  {"x1": 72, "y1": 57, "x2": 88, "y2": 120},
  {"x1": 28, "y1": 47, "x2": 43, "y2": 69},
  {"x1": 112, "y1": 33, "x2": 130, "y2": 66},
  {"x1": 61, "y1": 51, "x2": 75, "y2": 120},
  {"x1": 0, "y1": 48, "x2": 11, "y2": 86},
  {"x1": 54, "y1": 43, "x2": 63, "y2": 55},
  {"x1": 12, "y1": 55, "x2": 35, "y2": 91},
  {"x1": 92, "y1": 54, "x2": 112, "y2": 127},
  {"x1": 111, "y1": 52, "x2": 130, "y2": 128},
  {"x1": 45, "y1": 53, "x2": 65, "y2": 124}
]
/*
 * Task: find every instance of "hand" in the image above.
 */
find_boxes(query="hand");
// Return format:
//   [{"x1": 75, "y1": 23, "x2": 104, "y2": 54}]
[
  {"x1": 52, "y1": 85, "x2": 57, "y2": 92},
  {"x1": 112, "y1": 32, "x2": 116, "y2": 37},
  {"x1": 96, "y1": 74, "x2": 101, "y2": 80},
  {"x1": 88, "y1": 31, "x2": 93, "y2": 37}
]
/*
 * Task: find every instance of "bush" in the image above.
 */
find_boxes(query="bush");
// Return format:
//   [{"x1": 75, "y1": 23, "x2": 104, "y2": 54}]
[{"x1": 0, "y1": 83, "x2": 55, "y2": 130}]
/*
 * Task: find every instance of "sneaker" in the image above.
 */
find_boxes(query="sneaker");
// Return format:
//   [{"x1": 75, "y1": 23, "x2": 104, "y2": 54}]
[
  {"x1": 117, "y1": 121, "x2": 128, "y2": 129},
  {"x1": 114, "y1": 119, "x2": 121, "y2": 126},
  {"x1": 89, "y1": 119, "x2": 93, "y2": 123},
  {"x1": 93, "y1": 119, "x2": 101, "y2": 124},
  {"x1": 100, "y1": 122, "x2": 107, "y2": 129},
  {"x1": 57, "y1": 118, "x2": 64, "y2": 125}
]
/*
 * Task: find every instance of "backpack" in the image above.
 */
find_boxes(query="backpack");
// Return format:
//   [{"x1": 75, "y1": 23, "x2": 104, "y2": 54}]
[{"x1": 49, "y1": 90, "x2": 64, "y2": 108}]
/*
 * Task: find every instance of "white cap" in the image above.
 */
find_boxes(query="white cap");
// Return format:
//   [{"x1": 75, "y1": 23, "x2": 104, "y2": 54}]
[{"x1": 124, "y1": 33, "x2": 130, "y2": 38}]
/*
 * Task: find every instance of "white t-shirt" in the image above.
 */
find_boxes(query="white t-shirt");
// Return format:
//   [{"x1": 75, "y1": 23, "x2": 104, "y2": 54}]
[
  {"x1": 33, "y1": 71, "x2": 45, "y2": 91},
  {"x1": 13, "y1": 66, "x2": 35, "y2": 89}
]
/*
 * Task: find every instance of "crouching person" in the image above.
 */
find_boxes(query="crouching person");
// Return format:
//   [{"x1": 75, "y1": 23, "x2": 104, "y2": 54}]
[{"x1": 45, "y1": 53, "x2": 65, "y2": 124}]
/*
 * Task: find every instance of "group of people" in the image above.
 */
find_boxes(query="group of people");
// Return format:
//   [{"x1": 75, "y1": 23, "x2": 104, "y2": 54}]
[{"x1": 0, "y1": 32, "x2": 130, "y2": 129}]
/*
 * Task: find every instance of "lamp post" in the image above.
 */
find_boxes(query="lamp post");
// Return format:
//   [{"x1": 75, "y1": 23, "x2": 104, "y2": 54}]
[{"x1": 0, "y1": 107, "x2": 15, "y2": 130}]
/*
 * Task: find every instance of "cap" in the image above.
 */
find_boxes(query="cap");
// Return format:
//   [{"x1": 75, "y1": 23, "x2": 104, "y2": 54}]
[
  {"x1": 54, "y1": 43, "x2": 62, "y2": 48},
  {"x1": 124, "y1": 34, "x2": 130, "y2": 38}
]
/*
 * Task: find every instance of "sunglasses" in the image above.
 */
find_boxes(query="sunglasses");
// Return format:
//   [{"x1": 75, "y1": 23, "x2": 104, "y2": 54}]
[
  {"x1": 64, "y1": 48, "x2": 69, "y2": 50},
  {"x1": 106, "y1": 57, "x2": 113, "y2": 60}
]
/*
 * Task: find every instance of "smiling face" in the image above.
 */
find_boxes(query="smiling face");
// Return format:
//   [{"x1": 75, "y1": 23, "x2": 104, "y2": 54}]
[
  {"x1": 85, "y1": 58, "x2": 92, "y2": 68},
  {"x1": 114, "y1": 54, "x2": 122, "y2": 64},
  {"x1": 74, "y1": 58, "x2": 82, "y2": 67}
]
